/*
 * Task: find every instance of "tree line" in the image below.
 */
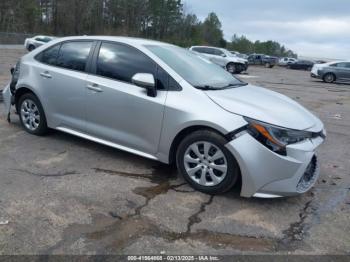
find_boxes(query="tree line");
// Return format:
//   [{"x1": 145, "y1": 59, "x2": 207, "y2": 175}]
[{"x1": 0, "y1": 0, "x2": 296, "y2": 57}]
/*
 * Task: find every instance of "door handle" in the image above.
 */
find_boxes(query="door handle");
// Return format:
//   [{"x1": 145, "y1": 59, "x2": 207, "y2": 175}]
[
  {"x1": 87, "y1": 83, "x2": 103, "y2": 92},
  {"x1": 40, "y1": 71, "x2": 52, "y2": 79}
]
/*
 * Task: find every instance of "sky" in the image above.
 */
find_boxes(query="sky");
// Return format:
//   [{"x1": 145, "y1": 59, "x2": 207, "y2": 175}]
[{"x1": 183, "y1": 0, "x2": 350, "y2": 59}]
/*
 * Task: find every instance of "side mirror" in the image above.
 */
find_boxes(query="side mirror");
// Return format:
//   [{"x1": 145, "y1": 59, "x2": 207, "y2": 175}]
[
  {"x1": 221, "y1": 54, "x2": 227, "y2": 57},
  {"x1": 10, "y1": 67, "x2": 15, "y2": 75},
  {"x1": 131, "y1": 73, "x2": 157, "y2": 97}
]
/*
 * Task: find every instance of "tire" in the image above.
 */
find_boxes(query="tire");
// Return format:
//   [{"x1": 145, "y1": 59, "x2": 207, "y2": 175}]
[
  {"x1": 17, "y1": 93, "x2": 48, "y2": 136},
  {"x1": 226, "y1": 63, "x2": 236, "y2": 74},
  {"x1": 176, "y1": 130, "x2": 240, "y2": 195},
  {"x1": 28, "y1": 45, "x2": 35, "y2": 52},
  {"x1": 323, "y1": 73, "x2": 336, "y2": 83}
]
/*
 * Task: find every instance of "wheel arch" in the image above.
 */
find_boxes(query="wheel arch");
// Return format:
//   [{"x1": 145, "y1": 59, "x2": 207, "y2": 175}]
[
  {"x1": 168, "y1": 125, "x2": 229, "y2": 165},
  {"x1": 14, "y1": 87, "x2": 48, "y2": 122},
  {"x1": 169, "y1": 125, "x2": 243, "y2": 193},
  {"x1": 323, "y1": 72, "x2": 336, "y2": 82}
]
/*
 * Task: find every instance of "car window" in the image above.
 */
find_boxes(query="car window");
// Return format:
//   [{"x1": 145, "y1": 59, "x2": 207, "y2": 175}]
[
  {"x1": 146, "y1": 45, "x2": 243, "y2": 89},
  {"x1": 35, "y1": 37, "x2": 44, "y2": 42},
  {"x1": 56, "y1": 41, "x2": 92, "y2": 72},
  {"x1": 96, "y1": 42, "x2": 156, "y2": 84},
  {"x1": 214, "y1": 49, "x2": 224, "y2": 56},
  {"x1": 35, "y1": 44, "x2": 60, "y2": 66},
  {"x1": 192, "y1": 47, "x2": 203, "y2": 53},
  {"x1": 345, "y1": 63, "x2": 350, "y2": 68},
  {"x1": 204, "y1": 48, "x2": 215, "y2": 55},
  {"x1": 336, "y1": 62, "x2": 347, "y2": 68}
]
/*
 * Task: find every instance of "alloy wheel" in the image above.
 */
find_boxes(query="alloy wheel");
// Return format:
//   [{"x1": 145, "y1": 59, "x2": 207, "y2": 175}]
[
  {"x1": 227, "y1": 64, "x2": 236, "y2": 74},
  {"x1": 20, "y1": 99, "x2": 41, "y2": 131},
  {"x1": 183, "y1": 141, "x2": 228, "y2": 187},
  {"x1": 324, "y1": 74, "x2": 335, "y2": 83}
]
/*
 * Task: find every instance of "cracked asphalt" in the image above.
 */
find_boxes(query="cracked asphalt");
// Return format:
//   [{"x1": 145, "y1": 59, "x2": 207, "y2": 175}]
[{"x1": 0, "y1": 48, "x2": 349, "y2": 255}]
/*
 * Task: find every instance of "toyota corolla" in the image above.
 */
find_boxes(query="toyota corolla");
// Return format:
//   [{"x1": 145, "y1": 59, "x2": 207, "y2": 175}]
[{"x1": 2, "y1": 36, "x2": 326, "y2": 198}]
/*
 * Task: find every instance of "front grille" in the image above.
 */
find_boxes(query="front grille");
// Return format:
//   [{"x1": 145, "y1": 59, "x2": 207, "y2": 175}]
[{"x1": 297, "y1": 155, "x2": 319, "y2": 193}]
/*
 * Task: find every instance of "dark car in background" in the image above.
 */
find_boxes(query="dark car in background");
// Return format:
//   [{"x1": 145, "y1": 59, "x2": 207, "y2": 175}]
[
  {"x1": 248, "y1": 54, "x2": 278, "y2": 68},
  {"x1": 311, "y1": 61, "x2": 350, "y2": 83},
  {"x1": 287, "y1": 60, "x2": 314, "y2": 70}
]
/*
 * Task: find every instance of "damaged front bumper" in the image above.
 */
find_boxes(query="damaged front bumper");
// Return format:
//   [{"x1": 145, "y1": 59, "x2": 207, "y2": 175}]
[{"x1": 226, "y1": 132, "x2": 325, "y2": 198}]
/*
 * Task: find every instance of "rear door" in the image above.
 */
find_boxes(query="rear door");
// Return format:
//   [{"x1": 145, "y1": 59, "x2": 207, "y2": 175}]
[
  {"x1": 33, "y1": 40, "x2": 95, "y2": 131},
  {"x1": 334, "y1": 62, "x2": 350, "y2": 81},
  {"x1": 343, "y1": 63, "x2": 350, "y2": 80},
  {"x1": 84, "y1": 41, "x2": 167, "y2": 155}
]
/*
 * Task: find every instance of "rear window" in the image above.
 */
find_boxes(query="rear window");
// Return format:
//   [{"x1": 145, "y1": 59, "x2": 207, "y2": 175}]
[
  {"x1": 56, "y1": 41, "x2": 92, "y2": 72},
  {"x1": 35, "y1": 44, "x2": 60, "y2": 66}
]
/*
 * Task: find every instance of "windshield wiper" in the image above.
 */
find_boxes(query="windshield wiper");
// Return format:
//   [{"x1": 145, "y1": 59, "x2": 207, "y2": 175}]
[
  {"x1": 195, "y1": 82, "x2": 248, "y2": 90},
  {"x1": 220, "y1": 83, "x2": 248, "y2": 89},
  {"x1": 194, "y1": 85, "x2": 219, "y2": 90}
]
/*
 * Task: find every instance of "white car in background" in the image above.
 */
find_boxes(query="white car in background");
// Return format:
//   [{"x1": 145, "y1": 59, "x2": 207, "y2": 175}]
[
  {"x1": 279, "y1": 57, "x2": 297, "y2": 66},
  {"x1": 24, "y1": 35, "x2": 56, "y2": 51},
  {"x1": 190, "y1": 46, "x2": 248, "y2": 74}
]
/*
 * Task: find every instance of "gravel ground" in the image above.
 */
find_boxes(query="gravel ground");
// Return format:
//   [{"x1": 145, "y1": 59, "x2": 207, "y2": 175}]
[{"x1": 0, "y1": 48, "x2": 349, "y2": 255}]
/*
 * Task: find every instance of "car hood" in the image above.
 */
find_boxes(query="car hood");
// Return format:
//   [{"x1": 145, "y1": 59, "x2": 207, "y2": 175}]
[
  {"x1": 205, "y1": 84, "x2": 323, "y2": 131},
  {"x1": 228, "y1": 57, "x2": 247, "y2": 64}
]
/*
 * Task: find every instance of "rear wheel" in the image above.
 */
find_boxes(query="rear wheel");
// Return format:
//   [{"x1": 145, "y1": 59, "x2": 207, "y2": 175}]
[
  {"x1": 323, "y1": 73, "x2": 336, "y2": 83},
  {"x1": 176, "y1": 130, "x2": 240, "y2": 194},
  {"x1": 18, "y1": 93, "x2": 48, "y2": 136}
]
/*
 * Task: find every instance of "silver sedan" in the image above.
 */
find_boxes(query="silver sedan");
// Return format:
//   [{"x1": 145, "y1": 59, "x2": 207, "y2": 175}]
[{"x1": 3, "y1": 36, "x2": 326, "y2": 198}]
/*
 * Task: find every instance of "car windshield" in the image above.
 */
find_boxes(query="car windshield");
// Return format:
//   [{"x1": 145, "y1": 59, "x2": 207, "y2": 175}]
[
  {"x1": 222, "y1": 49, "x2": 237, "y2": 57},
  {"x1": 145, "y1": 45, "x2": 245, "y2": 90}
]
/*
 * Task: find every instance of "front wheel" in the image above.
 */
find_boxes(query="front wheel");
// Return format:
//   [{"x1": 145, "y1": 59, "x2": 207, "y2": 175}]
[
  {"x1": 28, "y1": 45, "x2": 35, "y2": 52},
  {"x1": 18, "y1": 93, "x2": 48, "y2": 135},
  {"x1": 176, "y1": 130, "x2": 240, "y2": 194},
  {"x1": 226, "y1": 63, "x2": 237, "y2": 74}
]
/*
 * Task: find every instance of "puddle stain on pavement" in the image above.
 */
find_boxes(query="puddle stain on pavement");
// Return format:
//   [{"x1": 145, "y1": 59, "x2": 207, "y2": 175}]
[{"x1": 44, "y1": 164, "x2": 276, "y2": 253}]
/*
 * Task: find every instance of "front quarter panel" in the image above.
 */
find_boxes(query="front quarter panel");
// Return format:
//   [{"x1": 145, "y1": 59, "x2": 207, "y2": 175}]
[{"x1": 157, "y1": 81, "x2": 247, "y2": 163}]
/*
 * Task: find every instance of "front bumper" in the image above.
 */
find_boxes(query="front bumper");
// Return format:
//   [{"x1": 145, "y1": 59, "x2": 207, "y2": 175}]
[
  {"x1": 226, "y1": 132, "x2": 324, "y2": 198},
  {"x1": 311, "y1": 73, "x2": 321, "y2": 79}
]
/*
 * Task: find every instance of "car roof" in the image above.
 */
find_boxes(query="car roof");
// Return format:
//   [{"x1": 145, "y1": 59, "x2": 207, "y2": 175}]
[{"x1": 51, "y1": 35, "x2": 172, "y2": 47}]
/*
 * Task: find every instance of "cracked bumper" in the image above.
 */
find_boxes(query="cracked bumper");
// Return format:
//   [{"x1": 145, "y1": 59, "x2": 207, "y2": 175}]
[{"x1": 225, "y1": 133, "x2": 324, "y2": 198}]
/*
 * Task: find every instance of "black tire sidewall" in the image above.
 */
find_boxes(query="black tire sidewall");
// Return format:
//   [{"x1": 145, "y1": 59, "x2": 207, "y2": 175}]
[
  {"x1": 18, "y1": 93, "x2": 48, "y2": 136},
  {"x1": 324, "y1": 73, "x2": 335, "y2": 83},
  {"x1": 227, "y1": 63, "x2": 236, "y2": 74},
  {"x1": 176, "y1": 130, "x2": 240, "y2": 195}
]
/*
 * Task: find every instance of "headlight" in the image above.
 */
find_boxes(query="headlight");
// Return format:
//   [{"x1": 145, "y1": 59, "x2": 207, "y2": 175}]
[{"x1": 244, "y1": 117, "x2": 313, "y2": 155}]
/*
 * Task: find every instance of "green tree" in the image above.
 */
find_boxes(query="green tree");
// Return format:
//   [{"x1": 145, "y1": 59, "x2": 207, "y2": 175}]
[{"x1": 201, "y1": 12, "x2": 225, "y2": 47}]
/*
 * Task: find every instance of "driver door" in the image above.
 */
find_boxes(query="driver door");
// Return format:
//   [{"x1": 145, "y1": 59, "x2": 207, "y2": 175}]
[{"x1": 85, "y1": 41, "x2": 167, "y2": 155}]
